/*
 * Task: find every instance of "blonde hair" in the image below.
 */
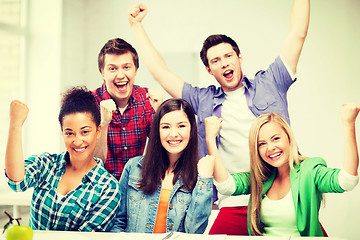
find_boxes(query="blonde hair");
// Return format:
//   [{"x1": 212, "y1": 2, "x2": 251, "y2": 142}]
[{"x1": 248, "y1": 112, "x2": 306, "y2": 235}]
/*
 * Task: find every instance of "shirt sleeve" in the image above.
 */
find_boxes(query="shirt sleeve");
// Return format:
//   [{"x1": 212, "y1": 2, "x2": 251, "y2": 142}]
[
  {"x1": 110, "y1": 160, "x2": 132, "y2": 232},
  {"x1": 279, "y1": 55, "x2": 297, "y2": 80},
  {"x1": 213, "y1": 173, "x2": 236, "y2": 196},
  {"x1": 338, "y1": 169, "x2": 359, "y2": 191},
  {"x1": 6, "y1": 154, "x2": 45, "y2": 192},
  {"x1": 231, "y1": 172, "x2": 251, "y2": 196},
  {"x1": 184, "y1": 177, "x2": 213, "y2": 234}
]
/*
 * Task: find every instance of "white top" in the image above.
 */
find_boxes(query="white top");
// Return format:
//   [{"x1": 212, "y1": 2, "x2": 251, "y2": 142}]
[
  {"x1": 261, "y1": 188, "x2": 300, "y2": 236},
  {"x1": 217, "y1": 86, "x2": 255, "y2": 208}
]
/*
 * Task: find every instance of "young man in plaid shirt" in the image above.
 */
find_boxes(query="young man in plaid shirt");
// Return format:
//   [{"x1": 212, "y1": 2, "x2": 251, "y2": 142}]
[{"x1": 93, "y1": 38, "x2": 162, "y2": 180}]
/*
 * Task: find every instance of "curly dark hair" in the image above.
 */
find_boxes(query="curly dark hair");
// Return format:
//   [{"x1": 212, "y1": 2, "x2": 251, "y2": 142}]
[{"x1": 58, "y1": 86, "x2": 100, "y2": 129}]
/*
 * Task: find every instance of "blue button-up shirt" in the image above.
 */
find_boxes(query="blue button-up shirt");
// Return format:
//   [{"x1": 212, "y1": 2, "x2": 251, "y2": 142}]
[
  {"x1": 6, "y1": 152, "x2": 120, "y2": 231},
  {"x1": 182, "y1": 56, "x2": 295, "y2": 158},
  {"x1": 111, "y1": 156, "x2": 213, "y2": 233}
]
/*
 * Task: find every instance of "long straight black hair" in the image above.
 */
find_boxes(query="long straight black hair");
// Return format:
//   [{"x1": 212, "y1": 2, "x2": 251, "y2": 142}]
[{"x1": 140, "y1": 98, "x2": 199, "y2": 195}]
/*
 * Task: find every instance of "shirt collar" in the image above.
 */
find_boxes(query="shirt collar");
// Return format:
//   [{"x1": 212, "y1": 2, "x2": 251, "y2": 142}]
[{"x1": 57, "y1": 152, "x2": 102, "y2": 184}]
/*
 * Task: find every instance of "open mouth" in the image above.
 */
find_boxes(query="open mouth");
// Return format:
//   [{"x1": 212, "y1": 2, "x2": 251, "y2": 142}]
[
  {"x1": 268, "y1": 152, "x2": 282, "y2": 160},
  {"x1": 223, "y1": 70, "x2": 234, "y2": 79},
  {"x1": 115, "y1": 81, "x2": 128, "y2": 90}
]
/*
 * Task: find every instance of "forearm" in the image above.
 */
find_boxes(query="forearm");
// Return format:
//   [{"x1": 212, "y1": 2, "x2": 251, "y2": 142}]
[
  {"x1": 130, "y1": 22, "x2": 184, "y2": 98},
  {"x1": 281, "y1": 0, "x2": 310, "y2": 73},
  {"x1": 289, "y1": 0, "x2": 310, "y2": 39},
  {"x1": 206, "y1": 137, "x2": 229, "y2": 183},
  {"x1": 94, "y1": 121, "x2": 109, "y2": 162},
  {"x1": 5, "y1": 124, "x2": 25, "y2": 181},
  {"x1": 343, "y1": 123, "x2": 359, "y2": 176}
]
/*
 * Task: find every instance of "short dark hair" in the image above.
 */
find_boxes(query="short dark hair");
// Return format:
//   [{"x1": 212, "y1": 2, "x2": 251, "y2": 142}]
[
  {"x1": 58, "y1": 86, "x2": 101, "y2": 130},
  {"x1": 140, "y1": 98, "x2": 199, "y2": 195},
  {"x1": 200, "y1": 34, "x2": 240, "y2": 68},
  {"x1": 98, "y1": 38, "x2": 139, "y2": 73}
]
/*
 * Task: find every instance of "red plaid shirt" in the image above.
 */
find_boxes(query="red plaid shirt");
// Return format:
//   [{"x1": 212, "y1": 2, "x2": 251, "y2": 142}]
[{"x1": 93, "y1": 83, "x2": 155, "y2": 180}]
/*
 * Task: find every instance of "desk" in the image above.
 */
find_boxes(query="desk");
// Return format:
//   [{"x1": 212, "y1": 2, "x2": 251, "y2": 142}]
[{"x1": 0, "y1": 231, "x2": 347, "y2": 240}]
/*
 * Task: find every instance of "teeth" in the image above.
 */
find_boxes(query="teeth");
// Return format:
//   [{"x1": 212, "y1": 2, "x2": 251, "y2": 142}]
[
  {"x1": 224, "y1": 70, "x2": 233, "y2": 75},
  {"x1": 74, "y1": 147, "x2": 86, "y2": 152},
  {"x1": 168, "y1": 140, "x2": 180, "y2": 144},
  {"x1": 269, "y1": 153, "x2": 280, "y2": 158},
  {"x1": 115, "y1": 82, "x2": 127, "y2": 86}
]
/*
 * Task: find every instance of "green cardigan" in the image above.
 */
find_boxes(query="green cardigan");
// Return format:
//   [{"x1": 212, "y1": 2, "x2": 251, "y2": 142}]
[{"x1": 231, "y1": 157, "x2": 345, "y2": 236}]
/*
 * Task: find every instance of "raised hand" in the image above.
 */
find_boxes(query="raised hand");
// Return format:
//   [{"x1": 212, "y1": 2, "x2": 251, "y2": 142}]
[
  {"x1": 127, "y1": 3, "x2": 148, "y2": 25},
  {"x1": 205, "y1": 116, "x2": 223, "y2": 142},
  {"x1": 341, "y1": 102, "x2": 360, "y2": 125},
  {"x1": 341, "y1": 102, "x2": 360, "y2": 177},
  {"x1": 100, "y1": 99, "x2": 117, "y2": 125},
  {"x1": 147, "y1": 88, "x2": 163, "y2": 112},
  {"x1": 197, "y1": 155, "x2": 215, "y2": 178},
  {"x1": 9, "y1": 100, "x2": 29, "y2": 127}
]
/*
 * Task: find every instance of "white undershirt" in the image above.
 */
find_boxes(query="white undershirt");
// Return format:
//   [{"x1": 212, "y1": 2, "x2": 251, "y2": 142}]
[
  {"x1": 261, "y1": 188, "x2": 300, "y2": 236},
  {"x1": 217, "y1": 86, "x2": 256, "y2": 208}
]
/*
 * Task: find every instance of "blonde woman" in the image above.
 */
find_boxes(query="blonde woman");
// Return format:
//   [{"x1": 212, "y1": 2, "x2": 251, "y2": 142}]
[{"x1": 205, "y1": 103, "x2": 359, "y2": 236}]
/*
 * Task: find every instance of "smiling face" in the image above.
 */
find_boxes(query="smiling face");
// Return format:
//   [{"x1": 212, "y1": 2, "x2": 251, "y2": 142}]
[
  {"x1": 159, "y1": 110, "x2": 191, "y2": 162},
  {"x1": 101, "y1": 52, "x2": 137, "y2": 108},
  {"x1": 206, "y1": 43, "x2": 244, "y2": 92},
  {"x1": 62, "y1": 112, "x2": 101, "y2": 163},
  {"x1": 257, "y1": 121, "x2": 290, "y2": 171}
]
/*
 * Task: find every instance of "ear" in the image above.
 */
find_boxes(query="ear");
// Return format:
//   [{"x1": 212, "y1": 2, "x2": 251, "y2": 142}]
[
  {"x1": 238, "y1": 53, "x2": 243, "y2": 64},
  {"x1": 96, "y1": 125, "x2": 102, "y2": 140},
  {"x1": 206, "y1": 66, "x2": 213, "y2": 76}
]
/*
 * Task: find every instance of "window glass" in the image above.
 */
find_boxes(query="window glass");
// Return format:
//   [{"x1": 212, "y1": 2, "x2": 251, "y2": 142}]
[{"x1": 0, "y1": 0, "x2": 21, "y2": 26}]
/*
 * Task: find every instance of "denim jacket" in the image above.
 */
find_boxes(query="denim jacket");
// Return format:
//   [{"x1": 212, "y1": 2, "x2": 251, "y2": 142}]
[{"x1": 111, "y1": 156, "x2": 213, "y2": 233}]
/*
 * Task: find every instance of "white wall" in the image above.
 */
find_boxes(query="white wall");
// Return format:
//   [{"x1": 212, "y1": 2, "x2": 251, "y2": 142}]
[
  {"x1": 23, "y1": 0, "x2": 360, "y2": 239},
  {"x1": 25, "y1": 0, "x2": 63, "y2": 156}
]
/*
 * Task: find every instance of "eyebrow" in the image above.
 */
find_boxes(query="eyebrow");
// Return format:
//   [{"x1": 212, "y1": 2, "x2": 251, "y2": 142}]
[
  {"x1": 160, "y1": 121, "x2": 189, "y2": 125},
  {"x1": 64, "y1": 126, "x2": 92, "y2": 131}
]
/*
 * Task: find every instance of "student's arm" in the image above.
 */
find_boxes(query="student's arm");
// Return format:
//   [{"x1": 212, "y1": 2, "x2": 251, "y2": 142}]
[
  {"x1": 5, "y1": 100, "x2": 28, "y2": 182},
  {"x1": 94, "y1": 99, "x2": 116, "y2": 162},
  {"x1": 281, "y1": 0, "x2": 310, "y2": 74},
  {"x1": 341, "y1": 103, "x2": 360, "y2": 176},
  {"x1": 204, "y1": 116, "x2": 230, "y2": 183},
  {"x1": 128, "y1": 3, "x2": 184, "y2": 98},
  {"x1": 147, "y1": 88, "x2": 163, "y2": 112}
]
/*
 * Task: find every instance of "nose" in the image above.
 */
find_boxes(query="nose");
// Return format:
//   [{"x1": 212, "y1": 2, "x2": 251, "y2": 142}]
[
  {"x1": 116, "y1": 69, "x2": 125, "y2": 79},
  {"x1": 221, "y1": 59, "x2": 229, "y2": 68},
  {"x1": 267, "y1": 142, "x2": 276, "y2": 151},
  {"x1": 73, "y1": 135, "x2": 83, "y2": 146},
  {"x1": 169, "y1": 127, "x2": 179, "y2": 138}
]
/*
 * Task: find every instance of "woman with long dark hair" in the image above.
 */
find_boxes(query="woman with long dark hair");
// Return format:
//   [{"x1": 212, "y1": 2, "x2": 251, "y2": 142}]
[{"x1": 111, "y1": 98, "x2": 214, "y2": 233}]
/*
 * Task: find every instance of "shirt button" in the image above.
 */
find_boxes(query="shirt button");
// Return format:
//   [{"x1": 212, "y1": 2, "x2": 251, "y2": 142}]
[
  {"x1": 169, "y1": 224, "x2": 173, "y2": 230},
  {"x1": 169, "y1": 204, "x2": 173, "y2": 209},
  {"x1": 124, "y1": 146, "x2": 128, "y2": 150}
]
